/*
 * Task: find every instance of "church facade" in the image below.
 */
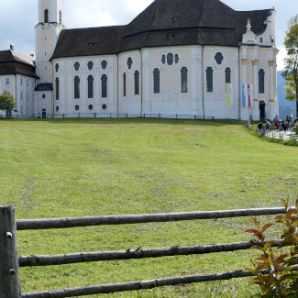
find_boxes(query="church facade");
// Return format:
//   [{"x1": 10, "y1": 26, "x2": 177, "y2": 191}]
[{"x1": 0, "y1": 0, "x2": 279, "y2": 120}]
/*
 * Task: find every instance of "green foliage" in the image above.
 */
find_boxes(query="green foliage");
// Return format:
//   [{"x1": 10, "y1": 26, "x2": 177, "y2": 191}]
[
  {"x1": 284, "y1": 15, "x2": 298, "y2": 116},
  {"x1": 246, "y1": 199, "x2": 298, "y2": 297},
  {"x1": 0, "y1": 91, "x2": 15, "y2": 111}
]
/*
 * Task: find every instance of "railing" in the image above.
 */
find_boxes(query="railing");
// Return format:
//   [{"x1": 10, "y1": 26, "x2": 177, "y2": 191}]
[
  {"x1": 247, "y1": 121, "x2": 298, "y2": 142},
  {"x1": 0, "y1": 206, "x2": 293, "y2": 298}
]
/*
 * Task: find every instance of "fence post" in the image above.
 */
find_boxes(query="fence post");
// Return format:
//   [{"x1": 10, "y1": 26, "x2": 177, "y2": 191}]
[{"x1": 0, "y1": 206, "x2": 21, "y2": 298}]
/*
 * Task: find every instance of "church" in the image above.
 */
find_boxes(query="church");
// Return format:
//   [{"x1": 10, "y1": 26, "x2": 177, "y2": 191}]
[{"x1": 0, "y1": 0, "x2": 279, "y2": 120}]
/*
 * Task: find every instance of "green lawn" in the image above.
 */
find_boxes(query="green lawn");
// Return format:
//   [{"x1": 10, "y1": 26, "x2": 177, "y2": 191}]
[{"x1": 0, "y1": 119, "x2": 297, "y2": 297}]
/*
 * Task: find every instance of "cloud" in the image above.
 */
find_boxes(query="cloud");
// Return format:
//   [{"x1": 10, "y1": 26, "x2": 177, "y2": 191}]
[{"x1": 0, "y1": 0, "x2": 297, "y2": 70}]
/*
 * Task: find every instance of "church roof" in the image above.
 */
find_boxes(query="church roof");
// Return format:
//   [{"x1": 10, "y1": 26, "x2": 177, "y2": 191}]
[
  {"x1": 52, "y1": 0, "x2": 273, "y2": 59},
  {"x1": 0, "y1": 50, "x2": 37, "y2": 78}
]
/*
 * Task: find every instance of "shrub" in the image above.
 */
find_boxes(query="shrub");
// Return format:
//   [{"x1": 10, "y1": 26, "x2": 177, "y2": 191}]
[{"x1": 246, "y1": 199, "x2": 298, "y2": 297}]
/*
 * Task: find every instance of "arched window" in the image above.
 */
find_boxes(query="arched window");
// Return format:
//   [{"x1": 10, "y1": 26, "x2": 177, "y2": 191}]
[
  {"x1": 101, "y1": 75, "x2": 107, "y2": 98},
  {"x1": 87, "y1": 75, "x2": 94, "y2": 98},
  {"x1": 74, "y1": 76, "x2": 80, "y2": 99},
  {"x1": 258, "y1": 69, "x2": 265, "y2": 94},
  {"x1": 181, "y1": 67, "x2": 188, "y2": 93},
  {"x1": 134, "y1": 71, "x2": 140, "y2": 95},
  {"x1": 153, "y1": 68, "x2": 160, "y2": 94},
  {"x1": 225, "y1": 68, "x2": 231, "y2": 84},
  {"x1": 206, "y1": 67, "x2": 213, "y2": 92},
  {"x1": 123, "y1": 73, "x2": 126, "y2": 97},
  {"x1": 44, "y1": 9, "x2": 49, "y2": 23},
  {"x1": 55, "y1": 77, "x2": 59, "y2": 100}
]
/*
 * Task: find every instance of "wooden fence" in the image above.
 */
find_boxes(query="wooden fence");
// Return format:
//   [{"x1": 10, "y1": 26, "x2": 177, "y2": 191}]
[{"x1": 0, "y1": 206, "x2": 293, "y2": 298}]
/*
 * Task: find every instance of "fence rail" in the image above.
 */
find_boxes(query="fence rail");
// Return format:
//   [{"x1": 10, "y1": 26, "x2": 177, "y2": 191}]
[
  {"x1": 0, "y1": 205, "x2": 296, "y2": 298},
  {"x1": 17, "y1": 207, "x2": 288, "y2": 230},
  {"x1": 247, "y1": 121, "x2": 298, "y2": 142}
]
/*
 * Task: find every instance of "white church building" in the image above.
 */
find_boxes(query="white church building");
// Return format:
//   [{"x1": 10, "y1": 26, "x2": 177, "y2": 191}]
[{"x1": 0, "y1": 0, "x2": 279, "y2": 120}]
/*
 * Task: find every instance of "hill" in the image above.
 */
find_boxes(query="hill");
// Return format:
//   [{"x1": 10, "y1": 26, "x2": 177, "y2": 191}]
[{"x1": 0, "y1": 119, "x2": 297, "y2": 297}]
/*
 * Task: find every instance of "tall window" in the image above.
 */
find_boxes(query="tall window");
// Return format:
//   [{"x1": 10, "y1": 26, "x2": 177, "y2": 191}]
[
  {"x1": 153, "y1": 68, "x2": 160, "y2": 94},
  {"x1": 134, "y1": 71, "x2": 140, "y2": 95},
  {"x1": 55, "y1": 77, "x2": 59, "y2": 100},
  {"x1": 101, "y1": 75, "x2": 107, "y2": 98},
  {"x1": 123, "y1": 73, "x2": 127, "y2": 97},
  {"x1": 206, "y1": 67, "x2": 213, "y2": 92},
  {"x1": 181, "y1": 67, "x2": 188, "y2": 93},
  {"x1": 258, "y1": 69, "x2": 265, "y2": 94},
  {"x1": 59, "y1": 11, "x2": 62, "y2": 24},
  {"x1": 87, "y1": 75, "x2": 94, "y2": 98},
  {"x1": 44, "y1": 9, "x2": 49, "y2": 23},
  {"x1": 74, "y1": 76, "x2": 80, "y2": 99},
  {"x1": 225, "y1": 67, "x2": 231, "y2": 84}
]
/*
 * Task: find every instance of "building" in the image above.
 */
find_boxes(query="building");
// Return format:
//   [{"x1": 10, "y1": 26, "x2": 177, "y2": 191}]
[
  {"x1": 0, "y1": 49, "x2": 36, "y2": 117},
  {"x1": 0, "y1": 0, "x2": 279, "y2": 120}
]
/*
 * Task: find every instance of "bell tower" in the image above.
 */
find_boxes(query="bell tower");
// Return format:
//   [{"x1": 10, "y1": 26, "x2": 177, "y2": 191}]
[{"x1": 35, "y1": 0, "x2": 64, "y2": 83}]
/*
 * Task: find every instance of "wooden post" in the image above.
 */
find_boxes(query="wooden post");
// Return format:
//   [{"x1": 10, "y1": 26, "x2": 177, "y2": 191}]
[{"x1": 0, "y1": 206, "x2": 21, "y2": 298}]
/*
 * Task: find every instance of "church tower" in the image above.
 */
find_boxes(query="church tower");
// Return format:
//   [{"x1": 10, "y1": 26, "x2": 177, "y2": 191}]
[{"x1": 35, "y1": 0, "x2": 63, "y2": 83}]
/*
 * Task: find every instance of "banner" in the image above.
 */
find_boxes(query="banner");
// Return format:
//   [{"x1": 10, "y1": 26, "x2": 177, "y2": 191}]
[
  {"x1": 242, "y1": 84, "x2": 253, "y2": 107},
  {"x1": 226, "y1": 83, "x2": 233, "y2": 108}
]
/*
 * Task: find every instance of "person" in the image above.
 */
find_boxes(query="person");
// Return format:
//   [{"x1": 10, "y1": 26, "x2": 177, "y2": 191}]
[
  {"x1": 258, "y1": 122, "x2": 263, "y2": 131},
  {"x1": 266, "y1": 120, "x2": 271, "y2": 131}
]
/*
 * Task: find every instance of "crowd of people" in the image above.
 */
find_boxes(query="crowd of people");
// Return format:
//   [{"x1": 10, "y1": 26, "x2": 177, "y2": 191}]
[{"x1": 257, "y1": 115, "x2": 297, "y2": 132}]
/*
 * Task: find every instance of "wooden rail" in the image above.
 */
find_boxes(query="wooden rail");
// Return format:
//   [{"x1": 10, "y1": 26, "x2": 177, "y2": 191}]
[
  {"x1": 19, "y1": 240, "x2": 280, "y2": 267},
  {"x1": 0, "y1": 205, "x2": 295, "y2": 298},
  {"x1": 17, "y1": 207, "x2": 288, "y2": 230}
]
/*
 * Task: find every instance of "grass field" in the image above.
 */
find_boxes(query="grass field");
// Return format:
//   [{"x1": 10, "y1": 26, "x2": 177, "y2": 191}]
[{"x1": 0, "y1": 119, "x2": 297, "y2": 297}]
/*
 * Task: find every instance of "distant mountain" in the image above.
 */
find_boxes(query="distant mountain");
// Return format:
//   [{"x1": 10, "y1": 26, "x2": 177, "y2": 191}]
[{"x1": 277, "y1": 71, "x2": 296, "y2": 119}]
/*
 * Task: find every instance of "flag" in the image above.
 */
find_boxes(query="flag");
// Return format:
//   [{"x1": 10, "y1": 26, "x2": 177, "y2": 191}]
[
  {"x1": 226, "y1": 83, "x2": 233, "y2": 108},
  {"x1": 242, "y1": 84, "x2": 253, "y2": 107},
  {"x1": 242, "y1": 84, "x2": 247, "y2": 107}
]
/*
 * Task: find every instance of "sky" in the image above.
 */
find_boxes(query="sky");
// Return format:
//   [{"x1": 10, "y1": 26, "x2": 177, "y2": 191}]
[{"x1": 0, "y1": 0, "x2": 297, "y2": 70}]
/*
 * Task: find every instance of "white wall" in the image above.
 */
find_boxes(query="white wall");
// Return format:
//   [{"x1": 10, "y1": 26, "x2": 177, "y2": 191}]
[
  {"x1": 0, "y1": 74, "x2": 35, "y2": 117},
  {"x1": 52, "y1": 55, "x2": 118, "y2": 117}
]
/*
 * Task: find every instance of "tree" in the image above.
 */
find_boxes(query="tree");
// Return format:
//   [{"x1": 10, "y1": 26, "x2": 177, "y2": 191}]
[
  {"x1": 284, "y1": 15, "x2": 298, "y2": 118},
  {"x1": 0, "y1": 91, "x2": 16, "y2": 118}
]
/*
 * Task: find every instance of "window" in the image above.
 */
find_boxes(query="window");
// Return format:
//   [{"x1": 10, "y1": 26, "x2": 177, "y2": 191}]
[
  {"x1": 102, "y1": 104, "x2": 107, "y2": 110},
  {"x1": 225, "y1": 68, "x2": 231, "y2": 84},
  {"x1": 74, "y1": 76, "x2": 80, "y2": 99},
  {"x1": 87, "y1": 75, "x2": 94, "y2": 98},
  {"x1": 101, "y1": 75, "x2": 107, "y2": 98},
  {"x1": 74, "y1": 62, "x2": 80, "y2": 71},
  {"x1": 42, "y1": 94, "x2": 46, "y2": 99},
  {"x1": 181, "y1": 67, "x2": 188, "y2": 93},
  {"x1": 175, "y1": 54, "x2": 179, "y2": 64},
  {"x1": 55, "y1": 63, "x2": 59, "y2": 72},
  {"x1": 161, "y1": 55, "x2": 166, "y2": 64},
  {"x1": 153, "y1": 68, "x2": 160, "y2": 94},
  {"x1": 134, "y1": 71, "x2": 140, "y2": 95},
  {"x1": 88, "y1": 105, "x2": 93, "y2": 111},
  {"x1": 259, "y1": 69, "x2": 265, "y2": 94},
  {"x1": 101, "y1": 60, "x2": 107, "y2": 69},
  {"x1": 44, "y1": 9, "x2": 49, "y2": 23},
  {"x1": 87, "y1": 61, "x2": 93, "y2": 70},
  {"x1": 59, "y1": 11, "x2": 62, "y2": 24},
  {"x1": 56, "y1": 106, "x2": 59, "y2": 112},
  {"x1": 167, "y1": 53, "x2": 174, "y2": 65},
  {"x1": 5, "y1": 78, "x2": 10, "y2": 85},
  {"x1": 75, "y1": 105, "x2": 80, "y2": 111},
  {"x1": 127, "y1": 57, "x2": 133, "y2": 69},
  {"x1": 123, "y1": 73, "x2": 126, "y2": 97},
  {"x1": 20, "y1": 78, "x2": 23, "y2": 85},
  {"x1": 206, "y1": 67, "x2": 213, "y2": 92},
  {"x1": 215, "y1": 52, "x2": 224, "y2": 65},
  {"x1": 55, "y1": 77, "x2": 59, "y2": 100}
]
